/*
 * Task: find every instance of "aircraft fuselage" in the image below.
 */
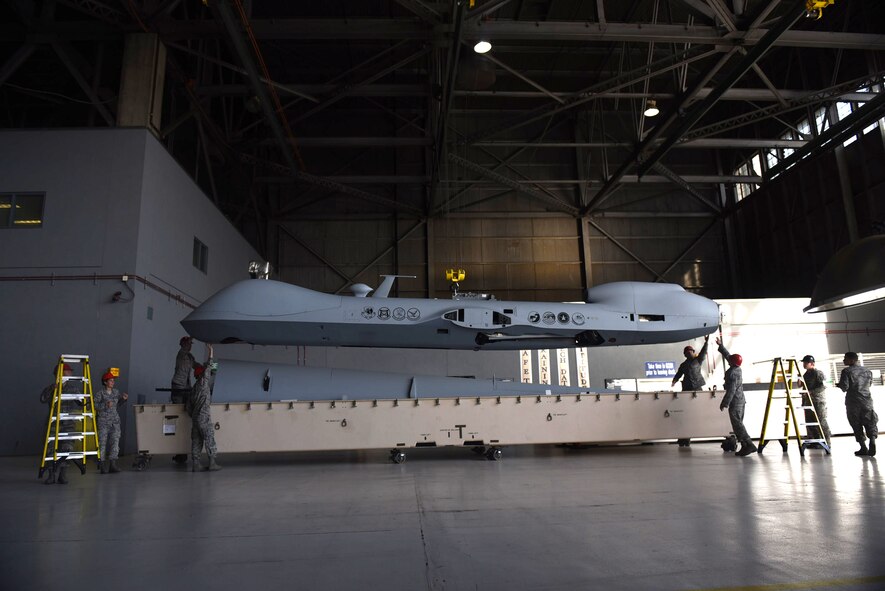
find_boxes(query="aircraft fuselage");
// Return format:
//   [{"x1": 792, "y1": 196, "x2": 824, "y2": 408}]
[{"x1": 181, "y1": 279, "x2": 720, "y2": 350}]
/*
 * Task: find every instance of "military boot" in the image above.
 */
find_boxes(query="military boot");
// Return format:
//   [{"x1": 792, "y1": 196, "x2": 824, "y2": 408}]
[
  {"x1": 108, "y1": 460, "x2": 120, "y2": 473},
  {"x1": 43, "y1": 466, "x2": 56, "y2": 485},
  {"x1": 100, "y1": 461, "x2": 108, "y2": 474},
  {"x1": 56, "y1": 466, "x2": 68, "y2": 484},
  {"x1": 870, "y1": 439, "x2": 877, "y2": 457},
  {"x1": 205, "y1": 457, "x2": 222, "y2": 471},
  {"x1": 855, "y1": 442, "x2": 869, "y2": 456},
  {"x1": 736, "y1": 442, "x2": 757, "y2": 457}
]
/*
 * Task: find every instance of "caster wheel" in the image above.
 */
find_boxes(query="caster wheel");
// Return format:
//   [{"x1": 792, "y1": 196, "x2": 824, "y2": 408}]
[
  {"x1": 390, "y1": 451, "x2": 406, "y2": 464},
  {"x1": 486, "y1": 447, "x2": 502, "y2": 461}
]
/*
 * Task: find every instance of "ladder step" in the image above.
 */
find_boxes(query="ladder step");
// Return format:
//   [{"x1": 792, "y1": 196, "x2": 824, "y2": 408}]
[
  {"x1": 44, "y1": 451, "x2": 99, "y2": 461},
  {"x1": 61, "y1": 355, "x2": 90, "y2": 361},
  {"x1": 49, "y1": 432, "x2": 97, "y2": 440},
  {"x1": 59, "y1": 413, "x2": 94, "y2": 420},
  {"x1": 61, "y1": 376, "x2": 89, "y2": 384},
  {"x1": 61, "y1": 394, "x2": 89, "y2": 400}
]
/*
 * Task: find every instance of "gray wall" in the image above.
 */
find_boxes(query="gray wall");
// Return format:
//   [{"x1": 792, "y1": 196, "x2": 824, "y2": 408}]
[{"x1": 0, "y1": 128, "x2": 263, "y2": 455}]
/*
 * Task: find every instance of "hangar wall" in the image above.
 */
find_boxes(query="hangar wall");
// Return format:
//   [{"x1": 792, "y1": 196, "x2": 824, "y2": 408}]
[
  {"x1": 0, "y1": 128, "x2": 270, "y2": 456},
  {"x1": 731, "y1": 128, "x2": 885, "y2": 298}
]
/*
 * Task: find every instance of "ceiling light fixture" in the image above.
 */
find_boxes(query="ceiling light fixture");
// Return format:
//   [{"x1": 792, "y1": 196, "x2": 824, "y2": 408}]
[
  {"x1": 643, "y1": 99, "x2": 659, "y2": 118},
  {"x1": 804, "y1": 235, "x2": 885, "y2": 313},
  {"x1": 473, "y1": 40, "x2": 492, "y2": 54}
]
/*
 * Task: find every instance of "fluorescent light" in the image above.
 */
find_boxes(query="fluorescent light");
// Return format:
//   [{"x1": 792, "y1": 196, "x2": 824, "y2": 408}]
[
  {"x1": 804, "y1": 235, "x2": 885, "y2": 313},
  {"x1": 474, "y1": 40, "x2": 492, "y2": 54},
  {"x1": 643, "y1": 99, "x2": 659, "y2": 117}
]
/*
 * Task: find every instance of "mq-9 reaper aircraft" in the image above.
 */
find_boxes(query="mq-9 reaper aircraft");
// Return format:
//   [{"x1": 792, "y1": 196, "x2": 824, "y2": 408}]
[{"x1": 181, "y1": 276, "x2": 720, "y2": 350}]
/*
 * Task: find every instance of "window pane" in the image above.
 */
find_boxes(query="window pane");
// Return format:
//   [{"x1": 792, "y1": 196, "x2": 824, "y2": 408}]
[
  {"x1": 798, "y1": 120, "x2": 811, "y2": 136},
  {"x1": 0, "y1": 195, "x2": 10, "y2": 227},
  {"x1": 862, "y1": 122, "x2": 877, "y2": 135},
  {"x1": 13, "y1": 194, "x2": 43, "y2": 227},
  {"x1": 836, "y1": 101, "x2": 853, "y2": 120},
  {"x1": 751, "y1": 154, "x2": 762, "y2": 176},
  {"x1": 814, "y1": 108, "x2": 829, "y2": 134},
  {"x1": 193, "y1": 238, "x2": 201, "y2": 268}
]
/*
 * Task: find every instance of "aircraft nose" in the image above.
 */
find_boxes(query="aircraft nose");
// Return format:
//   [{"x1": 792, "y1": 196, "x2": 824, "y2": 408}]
[{"x1": 688, "y1": 292, "x2": 720, "y2": 328}]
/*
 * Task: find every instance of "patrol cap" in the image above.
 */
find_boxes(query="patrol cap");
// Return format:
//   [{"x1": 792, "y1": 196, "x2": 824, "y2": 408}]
[{"x1": 801, "y1": 355, "x2": 815, "y2": 363}]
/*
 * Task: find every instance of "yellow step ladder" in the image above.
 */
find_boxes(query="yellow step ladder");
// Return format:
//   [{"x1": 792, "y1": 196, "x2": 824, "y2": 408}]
[
  {"x1": 38, "y1": 355, "x2": 101, "y2": 480},
  {"x1": 758, "y1": 357, "x2": 831, "y2": 456}
]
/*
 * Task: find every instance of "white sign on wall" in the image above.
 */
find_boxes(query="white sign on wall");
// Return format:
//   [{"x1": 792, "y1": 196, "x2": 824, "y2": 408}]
[
  {"x1": 576, "y1": 347, "x2": 590, "y2": 388},
  {"x1": 520, "y1": 349, "x2": 533, "y2": 383},
  {"x1": 538, "y1": 349, "x2": 551, "y2": 385},
  {"x1": 557, "y1": 348, "x2": 571, "y2": 386}
]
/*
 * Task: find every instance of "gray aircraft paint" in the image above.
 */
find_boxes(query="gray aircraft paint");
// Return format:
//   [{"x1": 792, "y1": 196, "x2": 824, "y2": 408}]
[{"x1": 182, "y1": 279, "x2": 720, "y2": 351}]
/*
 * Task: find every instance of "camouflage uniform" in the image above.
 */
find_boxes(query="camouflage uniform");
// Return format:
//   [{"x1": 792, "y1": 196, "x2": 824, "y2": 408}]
[
  {"x1": 674, "y1": 339, "x2": 709, "y2": 391},
  {"x1": 40, "y1": 374, "x2": 82, "y2": 482},
  {"x1": 719, "y1": 344, "x2": 751, "y2": 446},
  {"x1": 188, "y1": 359, "x2": 218, "y2": 467},
  {"x1": 802, "y1": 367, "x2": 831, "y2": 443},
  {"x1": 94, "y1": 386, "x2": 125, "y2": 461},
  {"x1": 171, "y1": 347, "x2": 195, "y2": 404},
  {"x1": 837, "y1": 363, "x2": 878, "y2": 445}
]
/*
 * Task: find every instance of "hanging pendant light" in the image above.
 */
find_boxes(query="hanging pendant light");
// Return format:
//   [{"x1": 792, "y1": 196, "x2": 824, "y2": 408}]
[
  {"x1": 804, "y1": 235, "x2": 885, "y2": 313},
  {"x1": 473, "y1": 40, "x2": 492, "y2": 54}
]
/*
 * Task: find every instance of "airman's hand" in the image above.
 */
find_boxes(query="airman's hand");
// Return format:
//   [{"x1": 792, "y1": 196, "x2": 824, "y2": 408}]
[
  {"x1": 122, "y1": 392, "x2": 128, "y2": 401},
  {"x1": 715, "y1": 337, "x2": 722, "y2": 346},
  {"x1": 719, "y1": 401, "x2": 727, "y2": 411}
]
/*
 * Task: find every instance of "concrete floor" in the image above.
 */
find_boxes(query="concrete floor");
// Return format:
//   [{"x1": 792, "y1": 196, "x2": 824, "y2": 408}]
[{"x1": 1, "y1": 438, "x2": 883, "y2": 591}]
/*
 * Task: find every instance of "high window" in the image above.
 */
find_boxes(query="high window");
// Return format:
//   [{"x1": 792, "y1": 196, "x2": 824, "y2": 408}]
[
  {"x1": 193, "y1": 237, "x2": 209, "y2": 273},
  {"x1": 0, "y1": 193, "x2": 44, "y2": 228},
  {"x1": 733, "y1": 79, "x2": 884, "y2": 201}
]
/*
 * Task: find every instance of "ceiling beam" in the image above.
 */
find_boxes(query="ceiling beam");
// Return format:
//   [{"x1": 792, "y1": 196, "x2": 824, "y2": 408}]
[
  {"x1": 131, "y1": 20, "x2": 885, "y2": 50},
  {"x1": 636, "y1": 0, "x2": 807, "y2": 177}
]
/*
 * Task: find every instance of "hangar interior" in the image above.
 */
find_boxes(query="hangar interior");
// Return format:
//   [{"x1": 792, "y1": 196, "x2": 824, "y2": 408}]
[{"x1": 1, "y1": 1, "x2": 884, "y2": 590}]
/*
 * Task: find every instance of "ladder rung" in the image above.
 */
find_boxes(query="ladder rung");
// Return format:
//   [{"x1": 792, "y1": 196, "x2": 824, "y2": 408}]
[
  {"x1": 44, "y1": 451, "x2": 99, "y2": 460},
  {"x1": 61, "y1": 376, "x2": 89, "y2": 383},
  {"x1": 49, "y1": 432, "x2": 96, "y2": 440},
  {"x1": 61, "y1": 394, "x2": 89, "y2": 400},
  {"x1": 61, "y1": 355, "x2": 89, "y2": 361},
  {"x1": 59, "y1": 413, "x2": 93, "y2": 420}
]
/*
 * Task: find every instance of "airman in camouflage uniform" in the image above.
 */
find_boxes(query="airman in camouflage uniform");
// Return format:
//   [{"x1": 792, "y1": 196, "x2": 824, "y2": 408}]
[
  {"x1": 95, "y1": 373, "x2": 128, "y2": 474},
  {"x1": 672, "y1": 334, "x2": 710, "y2": 391},
  {"x1": 171, "y1": 336, "x2": 195, "y2": 403},
  {"x1": 801, "y1": 355, "x2": 831, "y2": 445},
  {"x1": 671, "y1": 335, "x2": 710, "y2": 446},
  {"x1": 188, "y1": 344, "x2": 221, "y2": 471},
  {"x1": 170, "y1": 336, "x2": 196, "y2": 465},
  {"x1": 717, "y1": 338, "x2": 756, "y2": 457},
  {"x1": 837, "y1": 352, "x2": 878, "y2": 456},
  {"x1": 40, "y1": 364, "x2": 82, "y2": 484}
]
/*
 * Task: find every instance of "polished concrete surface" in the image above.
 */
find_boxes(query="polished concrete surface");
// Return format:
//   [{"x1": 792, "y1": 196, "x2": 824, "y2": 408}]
[{"x1": 1, "y1": 438, "x2": 883, "y2": 591}]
